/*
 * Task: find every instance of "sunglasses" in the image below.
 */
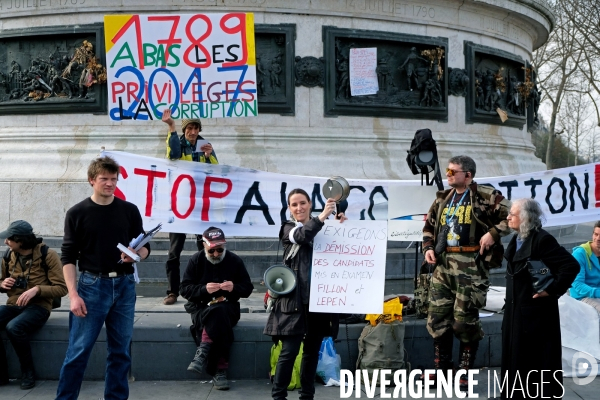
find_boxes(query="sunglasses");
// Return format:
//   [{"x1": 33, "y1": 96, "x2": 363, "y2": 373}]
[
  {"x1": 445, "y1": 168, "x2": 467, "y2": 176},
  {"x1": 207, "y1": 248, "x2": 225, "y2": 254}
]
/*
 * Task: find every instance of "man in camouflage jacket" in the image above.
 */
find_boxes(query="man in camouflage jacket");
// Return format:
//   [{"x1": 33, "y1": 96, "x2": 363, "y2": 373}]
[{"x1": 422, "y1": 155, "x2": 510, "y2": 390}]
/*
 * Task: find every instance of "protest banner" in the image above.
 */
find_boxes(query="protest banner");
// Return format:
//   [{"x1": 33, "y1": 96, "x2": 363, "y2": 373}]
[
  {"x1": 104, "y1": 13, "x2": 257, "y2": 121},
  {"x1": 349, "y1": 47, "x2": 378, "y2": 96},
  {"x1": 309, "y1": 220, "x2": 387, "y2": 314},
  {"x1": 104, "y1": 151, "x2": 600, "y2": 237}
]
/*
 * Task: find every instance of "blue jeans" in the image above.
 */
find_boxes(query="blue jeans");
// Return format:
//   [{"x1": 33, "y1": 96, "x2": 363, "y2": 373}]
[{"x1": 55, "y1": 272, "x2": 136, "y2": 400}]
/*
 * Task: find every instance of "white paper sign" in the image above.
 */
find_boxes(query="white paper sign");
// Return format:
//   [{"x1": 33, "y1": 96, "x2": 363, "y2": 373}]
[
  {"x1": 388, "y1": 185, "x2": 438, "y2": 241},
  {"x1": 350, "y1": 48, "x2": 379, "y2": 96},
  {"x1": 309, "y1": 220, "x2": 387, "y2": 314}
]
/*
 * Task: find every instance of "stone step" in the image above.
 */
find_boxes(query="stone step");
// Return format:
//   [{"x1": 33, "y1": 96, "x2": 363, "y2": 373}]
[
  {"x1": 34, "y1": 235, "x2": 415, "y2": 251},
  {"x1": 0, "y1": 290, "x2": 504, "y2": 381},
  {"x1": 2, "y1": 226, "x2": 588, "y2": 284}
]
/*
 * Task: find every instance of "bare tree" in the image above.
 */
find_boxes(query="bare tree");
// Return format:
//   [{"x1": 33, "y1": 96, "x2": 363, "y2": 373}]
[
  {"x1": 583, "y1": 126, "x2": 599, "y2": 164},
  {"x1": 560, "y1": 79, "x2": 596, "y2": 166},
  {"x1": 533, "y1": 1, "x2": 583, "y2": 169},
  {"x1": 562, "y1": 0, "x2": 600, "y2": 126}
]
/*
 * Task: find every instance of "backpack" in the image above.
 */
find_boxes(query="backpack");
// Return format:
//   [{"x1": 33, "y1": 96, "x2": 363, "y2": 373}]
[
  {"x1": 2, "y1": 245, "x2": 62, "y2": 309},
  {"x1": 356, "y1": 320, "x2": 410, "y2": 381}
]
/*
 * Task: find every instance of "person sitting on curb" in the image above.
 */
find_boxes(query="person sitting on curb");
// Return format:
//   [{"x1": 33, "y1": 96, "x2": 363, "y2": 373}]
[
  {"x1": 181, "y1": 227, "x2": 253, "y2": 390},
  {"x1": 571, "y1": 221, "x2": 600, "y2": 313},
  {"x1": 162, "y1": 108, "x2": 218, "y2": 306},
  {"x1": 0, "y1": 220, "x2": 67, "y2": 389}
]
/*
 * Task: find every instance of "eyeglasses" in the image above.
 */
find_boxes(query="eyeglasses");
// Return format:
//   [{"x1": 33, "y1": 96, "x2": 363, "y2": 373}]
[
  {"x1": 445, "y1": 168, "x2": 467, "y2": 176},
  {"x1": 207, "y1": 248, "x2": 225, "y2": 254}
]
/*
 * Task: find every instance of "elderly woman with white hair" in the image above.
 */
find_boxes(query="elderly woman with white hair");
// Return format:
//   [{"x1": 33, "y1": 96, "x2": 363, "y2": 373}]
[{"x1": 501, "y1": 198, "x2": 579, "y2": 400}]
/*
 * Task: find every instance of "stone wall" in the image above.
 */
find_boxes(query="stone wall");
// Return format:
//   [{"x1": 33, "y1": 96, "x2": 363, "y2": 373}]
[{"x1": 0, "y1": 0, "x2": 552, "y2": 235}]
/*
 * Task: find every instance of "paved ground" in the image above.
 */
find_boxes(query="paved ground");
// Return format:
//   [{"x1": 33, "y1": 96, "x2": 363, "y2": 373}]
[
  {"x1": 1, "y1": 222, "x2": 598, "y2": 398},
  {"x1": 1, "y1": 368, "x2": 599, "y2": 399}
]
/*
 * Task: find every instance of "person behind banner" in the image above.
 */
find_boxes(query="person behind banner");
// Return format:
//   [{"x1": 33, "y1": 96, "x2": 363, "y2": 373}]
[
  {"x1": 0, "y1": 220, "x2": 67, "y2": 389},
  {"x1": 570, "y1": 221, "x2": 600, "y2": 313},
  {"x1": 264, "y1": 189, "x2": 347, "y2": 400},
  {"x1": 162, "y1": 108, "x2": 219, "y2": 306},
  {"x1": 180, "y1": 227, "x2": 253, "y2": 390},
  {"x1": 422, "y1": 155, "x2": 510, "y2": 390},
  {"x1": 501, "y1": 198, "x2": 579, "y2": 400},
  {"x1": 55, "y1": 156, "x2": 150, "y2": 400}
]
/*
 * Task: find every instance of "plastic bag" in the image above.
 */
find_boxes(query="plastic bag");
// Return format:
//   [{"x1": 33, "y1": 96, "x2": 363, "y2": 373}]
[
  {"x1": 316, "y1": 337, "x2": 341, "y2": 384},
  {"x1": 270, "y1": 341, "x2": 303, "y2": 390},
  {"x1": 365, "y1": 296, "x2": 403, "y2": 326}
]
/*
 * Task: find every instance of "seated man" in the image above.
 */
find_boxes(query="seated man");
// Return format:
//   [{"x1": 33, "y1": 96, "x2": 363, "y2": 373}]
[
  {"x1": 0, "y1": 220, "x2": 67, "y2": 389},
  {"x1": 571, "y1": 221, "x2": 600, "y2": 313},
  {"x1": 181, "y1": 227, "x2": 253, "y2": 390}
]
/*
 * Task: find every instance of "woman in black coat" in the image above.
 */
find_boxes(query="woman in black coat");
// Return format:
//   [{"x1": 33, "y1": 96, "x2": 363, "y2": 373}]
[
  {"x1": 501, "y1": 198, "x2": 579, "y2": 399},
  {"x1": 263, "y1": 188, "x2": 345, "y2": 400}
]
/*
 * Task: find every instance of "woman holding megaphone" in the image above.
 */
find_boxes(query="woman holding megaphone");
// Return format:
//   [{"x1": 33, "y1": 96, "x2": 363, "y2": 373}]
[{"x1": 264, "y1": 188, "x2": 346, "y2": 400}]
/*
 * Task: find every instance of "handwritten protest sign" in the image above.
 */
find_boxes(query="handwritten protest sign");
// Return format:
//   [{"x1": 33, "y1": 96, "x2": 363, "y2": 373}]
[
  {"x1": 309, "y1": 220, "x2": 387, "y2": 314},
  {"x1": 104, "y1": 13, "x2": 257, "y2": 121},
  {"x1": 388, "y1": 185, "x2": 438, "y2": 241},
  {"x1": 104, "y1": 151, "x2": 600, "y2": 236},
  {"x1": 350, "y1": 47, "x2": 379, "y2": 96}
]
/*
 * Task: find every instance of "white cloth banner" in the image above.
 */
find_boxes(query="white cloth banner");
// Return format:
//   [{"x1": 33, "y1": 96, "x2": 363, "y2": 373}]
[
  {"x1": 309, "y1": 220, "x2": 387, "y2": 314},
  {"x1": 104, "y1": 151, "x2": 600, "y2": 237}
]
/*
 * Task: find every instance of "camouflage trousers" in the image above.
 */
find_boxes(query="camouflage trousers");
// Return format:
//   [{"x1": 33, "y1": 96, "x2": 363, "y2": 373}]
[{"x1": 426, "y1": 252, "x2": 490, "y2": 342}]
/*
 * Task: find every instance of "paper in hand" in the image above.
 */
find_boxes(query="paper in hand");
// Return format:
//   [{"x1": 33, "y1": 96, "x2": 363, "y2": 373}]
[{"x1": 117, "y1": 223, "x2": 163, "y2": 283}]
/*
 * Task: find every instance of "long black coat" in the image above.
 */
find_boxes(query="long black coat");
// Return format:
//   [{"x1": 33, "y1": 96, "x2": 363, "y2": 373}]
[
  {"x1": 263, "y1": 217, "x2": 339, "y2": 339},
  {"x1": 181, "y1": 250, "x2": 254, "y2": 374},
  {"x1": 501, "y1": 229, "x2": 579, "y2": 400}
]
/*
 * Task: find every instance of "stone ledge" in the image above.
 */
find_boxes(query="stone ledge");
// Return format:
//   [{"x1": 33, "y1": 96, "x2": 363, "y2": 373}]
[{"x1": 1, "y1": 311, "x2": 503, "y2": 381}]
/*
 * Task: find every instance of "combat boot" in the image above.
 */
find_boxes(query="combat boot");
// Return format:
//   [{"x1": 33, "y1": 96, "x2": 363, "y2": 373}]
[
  {"x1": 187, "y1": 342, "x2": 212, "y2": 375},
  {"x1": 458, "y1": 341, "x2": 479, "y2": 392},
  {"x1": 424, "y1": 331, "x2": 454, "y2": 385}
]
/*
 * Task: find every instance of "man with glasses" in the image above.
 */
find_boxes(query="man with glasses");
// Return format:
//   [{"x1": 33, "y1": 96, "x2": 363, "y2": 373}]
[
  {"x1": 180, "y1": 227, "x2": 253, "y2": 390},
  {"x1": 422, "y1": 155, "x2": 510, "y2": 390}
]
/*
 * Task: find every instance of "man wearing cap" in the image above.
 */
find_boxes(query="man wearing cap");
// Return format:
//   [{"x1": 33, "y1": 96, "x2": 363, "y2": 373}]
[
  {"x1": 0, "y1": 220, "x2": 67, "y2": 389},
  {"x1": 162, "y1": 108, "x2": 219, "y2": 305},
  {"x1": 180, "y1": 227, "x2": 253, "y2": 390}
]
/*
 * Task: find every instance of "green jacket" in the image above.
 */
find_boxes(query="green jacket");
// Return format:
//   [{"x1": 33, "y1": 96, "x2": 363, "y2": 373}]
[
  {"x1": 422, "y1": 182, "x2": 510, "y2": 265},
  {"x1": 0, "y1": 243, "x2": 67, "y2": 312}
]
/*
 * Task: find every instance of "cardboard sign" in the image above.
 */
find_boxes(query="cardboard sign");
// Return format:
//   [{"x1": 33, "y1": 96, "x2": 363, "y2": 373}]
[
  {"x1": 350, "y1": 47, "x2": 379, "y2": 96},
  {"x1": 309, "y1": 220, "x2": 387, "y2": 314},
  {"x1": 104, "y1": 13, "x2": 257, "y2": 121}
]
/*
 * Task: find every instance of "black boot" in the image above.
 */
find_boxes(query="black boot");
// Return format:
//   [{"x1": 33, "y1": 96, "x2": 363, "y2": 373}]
[
  {"x1": 187, "y1": 342, "x2": 212, "y2": 375},
  {"x1": 458, "y1": 341, "x2": 479, "y2": 391},
  {"x1": 425, "y1": 331, "x2": 454, "y2": 385},
  {"x1": 20, "y1": 367, "x2": 35, "y2": 390}
]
